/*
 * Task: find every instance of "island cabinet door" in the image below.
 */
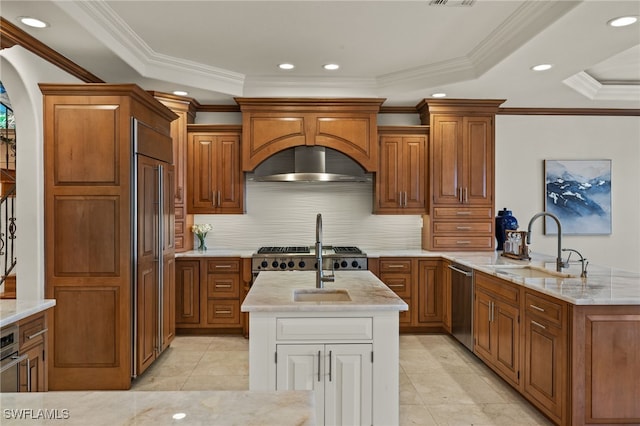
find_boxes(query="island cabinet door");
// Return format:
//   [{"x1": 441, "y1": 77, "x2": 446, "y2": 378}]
[{"x1": 276, "y1": 344, "x2": 325, "y2": 424}]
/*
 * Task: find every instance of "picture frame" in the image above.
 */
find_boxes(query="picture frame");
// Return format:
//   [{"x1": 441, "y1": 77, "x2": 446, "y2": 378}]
[{"x1": 544, "y1": 159, "x2": 611, "y2": 235}]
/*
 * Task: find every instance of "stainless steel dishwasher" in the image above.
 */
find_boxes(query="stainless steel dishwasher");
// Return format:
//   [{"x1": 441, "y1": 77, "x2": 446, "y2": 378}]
[{"x1": 449, "y1": 263, "x2": 474, "y2": 351}]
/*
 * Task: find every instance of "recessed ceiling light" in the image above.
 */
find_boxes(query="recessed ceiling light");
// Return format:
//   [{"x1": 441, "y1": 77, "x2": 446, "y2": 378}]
[
  {"x1": 531, "y1": 64, "x2": 553, "y2": 71},
  {"x1": 431, "y1": 92, "x2": 447, "y2": 98},
  {"x1": 172, "y1": 90, "x2": 188, "y2": 96},
  {"x1": 19, "y1": 16, "x2": 48, "y2": 28},
  {"x1": 608, "y1": 16, "x2": 638, "y2": 27},
  {"x1": 323, "y1": 64, "x2": 340, "y2": 71},
  {"x1": 278, "y1": 63, "x2": 295, "y2": 70}
]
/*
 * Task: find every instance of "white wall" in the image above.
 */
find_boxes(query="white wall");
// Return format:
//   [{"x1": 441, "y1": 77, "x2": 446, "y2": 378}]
[
  {"x1": 0, "y1": 46, "x2": 81, "y2": 299},
  {"x1": 495, "y1": 115, "x2": 640, "y2": 273}
]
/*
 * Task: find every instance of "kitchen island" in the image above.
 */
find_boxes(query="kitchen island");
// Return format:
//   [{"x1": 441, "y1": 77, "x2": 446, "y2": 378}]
[{"x1": 242, "y1": 270, "x2": 408, "y2": 426}]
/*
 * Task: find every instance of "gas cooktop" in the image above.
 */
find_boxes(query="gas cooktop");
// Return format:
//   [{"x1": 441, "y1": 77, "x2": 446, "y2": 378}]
[{"x1": 252, "y1": 245, "x2": 367, "y2": 272}]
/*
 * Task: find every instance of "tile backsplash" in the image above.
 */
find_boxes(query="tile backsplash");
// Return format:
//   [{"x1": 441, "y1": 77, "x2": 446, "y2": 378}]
[{"x1": 194, "y1": 179, "x2": 422, "y2": 251}]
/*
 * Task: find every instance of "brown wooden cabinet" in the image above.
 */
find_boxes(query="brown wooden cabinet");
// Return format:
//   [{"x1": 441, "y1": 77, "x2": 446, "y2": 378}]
[
  {"x1": 441, "y1": 259, "x2": 452, "y2": 333},
  {"x1": 473, "y1": 271, "x2": 520, "y2": 388},
  {"x1": 175, "y1": 257, "x2": 243, "y2": 332},
  {"x1": 417, "y1": 260, "x2": 442, "y2": 324},
  {"x1": 379, "y1": 258, "x2": 413, "y2": 326},
  {"x1": 523, "y1": 290, "x2": 568, "y2": 425},
  {"x1": 417, "y1": 99, "x2": 504, "y2": 251},
  {"x1": 235, "y1": 98, "x2": 385, "y2": 173},
  {"x1": 187, "y1": 125, "x2": 244, "y2": 214},
  {"x1": 18, "y1": 312, "x2": 48, "y2": 392},
  {"x1": 41, "y1": 84, "x2": 177, "y2": 389},
  {"x1": 376, "y1": 127, "x2": 428, "y2": 214},
  {"x1": 152, "y1": 93, "x2": 196, "y2": 252}
]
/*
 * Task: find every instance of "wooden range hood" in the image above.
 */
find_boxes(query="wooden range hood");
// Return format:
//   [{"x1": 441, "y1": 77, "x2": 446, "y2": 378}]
[{"x1": 235, "y1": 98, "x2": 386, "y2": 173}]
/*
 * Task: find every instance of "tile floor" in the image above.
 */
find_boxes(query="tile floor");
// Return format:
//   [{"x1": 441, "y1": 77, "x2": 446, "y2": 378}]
[{"x1": 131, "y1": 334, "x2": 553, "y2": 426}]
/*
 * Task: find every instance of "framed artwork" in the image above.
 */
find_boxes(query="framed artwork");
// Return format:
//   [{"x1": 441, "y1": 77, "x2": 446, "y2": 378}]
[{"x1": 544, "y1": 159, "x2": 611, "y2": 235}]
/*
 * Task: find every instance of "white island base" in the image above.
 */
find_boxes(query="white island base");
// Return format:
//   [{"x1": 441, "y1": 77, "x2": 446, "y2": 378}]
[{"x1": 242, "y1": 271, "x2": 408, "y2": 426}]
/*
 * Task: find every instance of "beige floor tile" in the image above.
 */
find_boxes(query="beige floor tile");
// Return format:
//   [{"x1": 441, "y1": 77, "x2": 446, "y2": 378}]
[
  {"x1": 182, "y1": 374, "x2": 249, "y2": 391},
  {"x1": 400, "y1": 404, "x2": 438, "y2": 425},
  {"x1": 400, "y1": 371, "x2": 424, "y2": 405},
  {"x1": 130, "y1": 375, "x2": 188, "y2": 391},
  {"x1": 481, "y1": 403, "x2": 554, "y2": 425},
  {"x1": 426, "y1": 403, "x2": 495, "y2": 425},
  {"x1": 207, "y1": 335, "x2": 250, "y2": 351},
  {"x1": 409, "y1": 372, "x2": 508, "y2": 405},
  {"x1": 196, "y1": 350, "x2": 249, "y2": 376}
]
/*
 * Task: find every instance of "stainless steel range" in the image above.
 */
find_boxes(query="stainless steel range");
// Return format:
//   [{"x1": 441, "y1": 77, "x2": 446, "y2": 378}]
[{"x1": 251, "y1": 245, "x2": 367, "y2": 272}]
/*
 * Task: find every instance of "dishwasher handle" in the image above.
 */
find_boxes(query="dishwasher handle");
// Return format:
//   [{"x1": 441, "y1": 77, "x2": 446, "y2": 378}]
[{"x1": 448, "y1": 264, "x2": 473, "y2": 277}]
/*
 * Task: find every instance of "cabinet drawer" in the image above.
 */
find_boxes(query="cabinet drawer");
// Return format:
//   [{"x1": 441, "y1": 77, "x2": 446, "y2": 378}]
[
  {"x1": 208, "y1": 259, "x2": 240, "y2": 273},
  {"x1": 207, "y1": 274, "x2": 240, "y2": 298},
  {"x1": 379, "y1": 273, "x2": 411, "y2": 298},
  {"x1": 525, "y1": 292, "x2": 564, "y2": 326},
  {"x1": 432, "y1": 236, "x2": 493, "y2": 250},
  {"x1": 206, "y1": 300, "x2": 241, "y2": 325},
  {"x1": 433, "y1": 221, "x2": 492, "y2": 234},
  {"x1": 175, "y1": 219, "x2": 184, "y2": 235},
  {"x1": 18, "y1": 313, "x2": 47, "y2": 352},
  {"x1": 433, "y1": 207, "x2": 493, "y2": 220},
  {"x1": 276, "y1": 317, "x2": 373, "y2": 341},
  {"x1": 475, "y1": 272, "x2": 520, "y2": 305},
  {"x1": 175, "y1": 205, "x2": 185, "y2": 220},
  {"x1": 175, "y1": 235, "x2": 185, "y2": 250},
  {"x1": 380, "y1": 259, "x2": 412, "y2": 273}
]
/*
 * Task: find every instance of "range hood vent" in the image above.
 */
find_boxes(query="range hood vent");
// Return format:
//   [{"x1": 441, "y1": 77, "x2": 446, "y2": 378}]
[{"x1": 251, "y1": 146, "x2": 372, "y2": 182}]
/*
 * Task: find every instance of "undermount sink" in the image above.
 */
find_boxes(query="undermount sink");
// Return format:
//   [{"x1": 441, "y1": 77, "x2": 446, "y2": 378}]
[
  {"x1": 486, "y1": 265, "x2": 576, "y2": 279},
  {"x1": 293, "y1": 288, "x2": 352, "y2": 302}
]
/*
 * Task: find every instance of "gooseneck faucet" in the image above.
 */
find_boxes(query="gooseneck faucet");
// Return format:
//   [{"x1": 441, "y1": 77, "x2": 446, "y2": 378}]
[
  {"x1": 315, "y1": 213, "x2": 335, "y2": 288},
  {"x1": 562, "y1": 248, "x2": 589, "y2": 278},
  {"x1": 526, "y1": 211, "x2": 566, "y2": 272}
]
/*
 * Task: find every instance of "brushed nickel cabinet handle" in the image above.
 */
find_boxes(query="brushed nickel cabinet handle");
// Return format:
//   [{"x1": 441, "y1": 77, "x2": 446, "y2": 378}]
[
  {"x1": 464, "y1": 187, "x2": 468, "y2": 203},
  {"x1": 456, "y1": 211, "x2": 472, "y2": 215},
  {"x1": 456, "y1": 226, "x2": 472, "y2": 230},
  {"x1": 388, "y1": 284, "x2": 404, "y2": 288},
  {"x1": 217, "y1": 191, "x2": 221, "y2": 206},
  {"x1": 531, "y1": 320, "x2": 546, "y2": 330},
  {"x1": 387, "y1": 264, "x2": 405, "y2": 268},
  {"x1": 317, "y1": 351, "x2": 321, "y2": 382},
  {"x1": 215, "y1": 309, "x2": 232, "y2": 315},
  {"x1": 215, "y1": 284, "x2": 232, "y2": 289},
  {"x1": 215, "y1": 265, "x2": 232, "y2": 269},
  {"x1": 529, "y1": 304, "x2": 545, "y2": 312},
  {"x1": 329, "y1": 350, "x2": 333, "y2": 382},
  {"x1": 27, "y1": 328, "x2": 48, "y2": 340},
  {"x1": 211, "y1": 191, "x2": 216, "y2": 207},
  {"x1": 456, "y1": 240, "x2": 472, "y2": 244}
]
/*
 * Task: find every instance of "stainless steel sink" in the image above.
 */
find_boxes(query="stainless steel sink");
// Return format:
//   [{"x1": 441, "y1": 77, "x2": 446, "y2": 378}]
[
  {"x1": 293, "y1": 288, "x2": 352, "y2": 302},
  {"x1": 485, "y1": 265, "x2": 576, "y2": 279}
]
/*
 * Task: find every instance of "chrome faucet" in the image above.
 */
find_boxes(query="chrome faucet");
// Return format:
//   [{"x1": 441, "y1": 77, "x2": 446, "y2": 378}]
[
  {"x1": 315, "y1": 213, "x2": 334, "y2": 288},
  {"x1": 526, "y1": 211, "x2": 566, "y2": 272},
  {"x1": 562, "y1": 248, "x2": 589, "y2": 278}
]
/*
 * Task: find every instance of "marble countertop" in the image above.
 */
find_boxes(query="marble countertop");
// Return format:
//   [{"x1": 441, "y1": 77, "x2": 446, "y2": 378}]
[
  {"x1": 0, "y1": 390, "x2": 315, "y2": 425},
  {"x1": 241, "y1": 270, "x2": 409, "y2": 312},
  {"x1": 0, "y1": 299, "x2": 56, "y2": 328}
]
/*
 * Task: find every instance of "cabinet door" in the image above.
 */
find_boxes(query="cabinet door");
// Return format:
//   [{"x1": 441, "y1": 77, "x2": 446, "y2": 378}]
[
  {"x1": 402, "y1": 136, "x2": 426, "y2": 210},
  {"x1": 417, "y1": 260, "x2": 442, "y2": 324},
  {"x1": 325, "y1": 344, "x2": 373, "y2": 426},
  {"x1": 176, "y1": 260, "x2": 200, "y2": 325},
  {"x1": 216, "y1": 134, "x2": 243, "y2": 211},
  {"x1": 188, "y1": 134, "x2": 217, "y2": 211},
  {"x1": 474, "y1": 289, "x2": 494, "y2": 360},
  {"x1": 523, "y1": 314, "x2": 565, "y2": 422},
  {"x1": 493, "y1": 300, "x2": 520, "y2": 385},
  {"x1": 277, "y1": 344, "x2": 325, "y2": 425},
  {"x1": 378, "y1": 136, "x2": 402, "y2": 210},
  {"x1": 431, "y1": 116, "x2": 463, "y2": 205},
  {"x1": 462, "y1": 116, "x2": 493, "y2": 205},
  {"x1": 19, "y1": 343, "x2": 45, "y2": 392}
]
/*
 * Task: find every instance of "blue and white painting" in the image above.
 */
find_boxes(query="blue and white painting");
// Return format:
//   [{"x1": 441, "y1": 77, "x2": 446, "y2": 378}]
[{"x1": 544, "y1": 160, "x2": 611, "y2": 235}]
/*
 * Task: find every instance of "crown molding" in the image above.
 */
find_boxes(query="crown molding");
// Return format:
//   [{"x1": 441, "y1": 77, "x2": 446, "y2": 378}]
[{"x1": 563, "y1": 71, "x2": 640, "y2": 102}]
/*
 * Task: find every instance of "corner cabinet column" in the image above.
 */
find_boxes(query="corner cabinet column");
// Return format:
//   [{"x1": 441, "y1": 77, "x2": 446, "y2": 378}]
[{"x1": 417, "y1": 99, "x2": 504, "y2": 251}]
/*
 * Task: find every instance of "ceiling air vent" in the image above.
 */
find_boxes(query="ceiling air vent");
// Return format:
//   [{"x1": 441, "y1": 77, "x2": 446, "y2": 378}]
[{"x1": 428, "y1": 0, "x2": 475, "y2": 6}]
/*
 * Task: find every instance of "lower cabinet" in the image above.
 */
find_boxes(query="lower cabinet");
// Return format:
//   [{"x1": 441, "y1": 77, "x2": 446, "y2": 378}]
[
  {"x1": 523, "y1": 291, "x2": 568, "y2": 425},
  {"x1": 276, "y1": 343, "x2": 373, "y2": 425},
  {"x1": 18, "y1": 311, "x2": 49, "y2": 392},
  {"x1": 175, "y1": 257, "x2": 248, "y2": 332},
  {"x1": 473, "y1": 271, "x2": 520, "y2": 388}
]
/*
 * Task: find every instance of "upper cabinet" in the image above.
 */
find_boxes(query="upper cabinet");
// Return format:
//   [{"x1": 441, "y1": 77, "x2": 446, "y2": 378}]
[
  {"x1": 235, "y1": 98, "x2": 385, "y2": 172},
  {"x1": 187, "y1": 125, "x2": 244, "y2": 214},
  {"x1": 417, "y1": 99, "x2": 504, "y2": 251},
  {"x1": 375, "y1": 126, "x2": 428, "y2": 214}
]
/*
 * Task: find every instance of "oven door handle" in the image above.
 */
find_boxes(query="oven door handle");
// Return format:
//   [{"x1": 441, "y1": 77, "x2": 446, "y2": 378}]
[{"x1": 1, "y1": 353, "x2": 28, "y2": 374}]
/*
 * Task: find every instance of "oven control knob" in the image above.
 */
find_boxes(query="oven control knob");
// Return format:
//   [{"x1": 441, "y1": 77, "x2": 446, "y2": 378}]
[
  {"x1": 272, "y1": 261, "x2": 279, "y2": 268},
  {"x1": 287, "y1": 261, "x2": 295, "y2": 268},
  {"x1": 351, "y1": 261, "x2": 360, "y2": 268},
  {"x1": 334, "y1": 262, "x2": 340, "y2": 269},
  {"x1": 279, "y1": 262, "x2": 287, "y2": 270},
  {"x1": 341, "y1": 260, "x2": 348, "y2": 268},
  {"x1": 299, "y1": 261, "x2": 306, "y2": 268},
  {"x1": 314, "y1": 263, "x2": 318, "y2": 269},
  {"x1": 261, "y1": 261, "x2": 268, "y2": 268}
]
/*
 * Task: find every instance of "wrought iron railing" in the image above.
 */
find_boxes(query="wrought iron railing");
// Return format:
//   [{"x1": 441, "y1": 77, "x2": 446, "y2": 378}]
[{"x1": 0, "y1": 92, "x2": 17, "y2": 286}]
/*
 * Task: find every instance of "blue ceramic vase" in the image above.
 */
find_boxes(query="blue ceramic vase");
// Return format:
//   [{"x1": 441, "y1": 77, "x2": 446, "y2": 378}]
[{"x1": 495, "y1": 208, "x2": 518, "y2": 251}]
